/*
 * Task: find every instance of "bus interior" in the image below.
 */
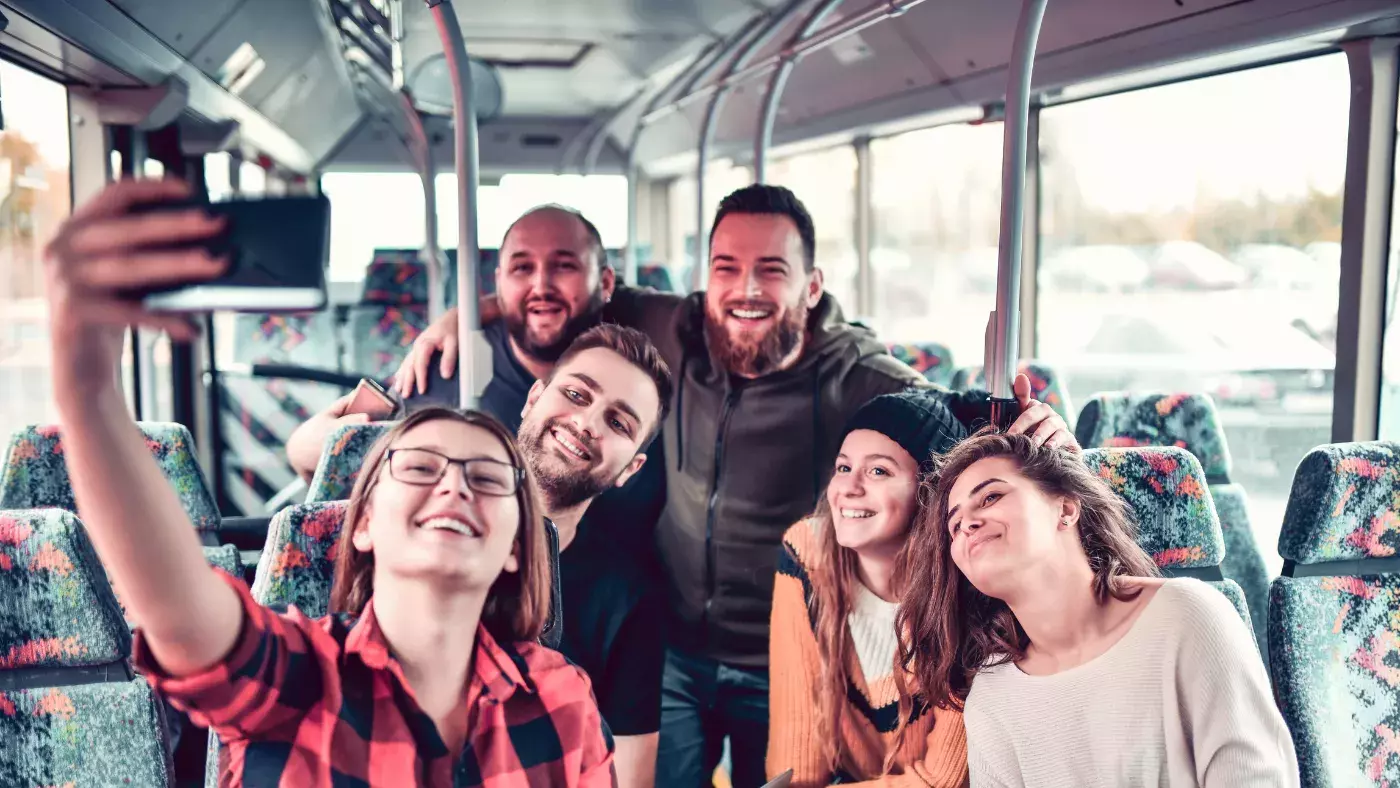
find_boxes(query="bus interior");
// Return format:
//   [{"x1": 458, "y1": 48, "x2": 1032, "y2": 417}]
[{"x1": 1, "y1": 0, "x2": 1399, "y2": 785}]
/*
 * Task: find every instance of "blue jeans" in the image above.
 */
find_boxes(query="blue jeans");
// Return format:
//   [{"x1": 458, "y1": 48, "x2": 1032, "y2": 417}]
[{"x1": 657, "y1": 646, "x2": 769, "y2": 788}]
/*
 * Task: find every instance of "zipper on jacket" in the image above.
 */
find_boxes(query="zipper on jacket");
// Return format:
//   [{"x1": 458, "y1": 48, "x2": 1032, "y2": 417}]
[{"x1": 703, "y1": 387, "x2": 741, "y2": 635}]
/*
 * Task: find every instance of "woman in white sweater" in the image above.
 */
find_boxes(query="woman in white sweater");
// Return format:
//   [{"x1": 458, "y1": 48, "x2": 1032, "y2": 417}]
[{"x1": 895, "y1": 431, "x2": 1298, "y2": 787}]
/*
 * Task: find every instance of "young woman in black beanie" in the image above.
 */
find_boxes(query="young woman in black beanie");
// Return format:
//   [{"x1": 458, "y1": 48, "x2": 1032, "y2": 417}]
[{"x1": 765, "y1": 377, "x2": 1077, "y2": 786}]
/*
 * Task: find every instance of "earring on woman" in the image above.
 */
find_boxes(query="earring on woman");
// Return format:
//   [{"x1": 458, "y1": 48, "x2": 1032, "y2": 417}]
[{"x1": 1060, "y1": 516, "x2": 1072, "y2": 529}]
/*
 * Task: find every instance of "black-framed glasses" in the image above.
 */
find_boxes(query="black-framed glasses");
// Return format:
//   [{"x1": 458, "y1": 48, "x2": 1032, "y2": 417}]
[{"x1": 386, "y1": 448, "x2": 523, "y2": 496}]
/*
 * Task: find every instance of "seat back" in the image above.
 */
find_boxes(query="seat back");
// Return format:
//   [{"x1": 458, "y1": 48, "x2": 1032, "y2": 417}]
[
  {"x1": 1, "y1": 424, "x2": 220, "y2": 534},
  {"x1": 361, "y1": 254, "x2": 429, "y2": 305},
  {"x1": 251, "y1": 501, "x2": 350, "y2": 619},
  {"x1": 1075, "y1": 392, "x2": 1271, "y2": 653},
  {"x1": 0, "y1": 508, "x2": 173, "y2": 786},
  {"x1": 1082, "y1": 447, "x2": 1252, "y2": 629},
  {"x1": 1268, "y1": 442, "x2": 1400, "y2": 787},
  {"x1": 886, "y1": 342, "x2": 956, "y2": 387},
  {"x1": 305, "y1": 423, "x2": 392, "y2": 503},
  {"x1": 954, "y1": 360, "x2": 1073, "y2": 425},
  {"x1": 343, "y1": 304, "x2": 428, "y2": 380},
  {"x1": 221, "y1": 311, "x2": 345, "y2": 515}
]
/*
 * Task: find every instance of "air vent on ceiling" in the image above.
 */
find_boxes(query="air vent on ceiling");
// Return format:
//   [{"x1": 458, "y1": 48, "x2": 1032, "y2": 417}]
[{"x1": 520, "y1": 134, "x2": 562, "y2": 148}]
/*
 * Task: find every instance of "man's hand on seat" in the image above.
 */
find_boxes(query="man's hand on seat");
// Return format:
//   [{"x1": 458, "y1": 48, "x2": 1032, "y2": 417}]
[
  {"x1": 1008, "y1": 372, "x2": 1079, "y2": 453},
  {"x1": 286, "y1": 393, "x2": 370, "y2": 481},
  {"x1": 391, "y1": 295, "x2": 501, "y2": 397}
]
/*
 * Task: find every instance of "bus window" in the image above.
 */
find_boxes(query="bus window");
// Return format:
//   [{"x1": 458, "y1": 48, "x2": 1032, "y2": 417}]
[
  {"x1": 767, "y1": 146, "x2": 858, "y2": 311},
  {"x1": 0, "y1": 60, "x2": 73, "y2": 443},
  {"x1": 870, "y1": 122, "x2": 1006, "y2": 363},
  {"x1": 1377, "y1": 100, "x2": 1400, "y2": 443},
  {"x1": 1037, "y1": 53, "x2": 1349, "y2": 575},
  {"x1": 669, "y1": 161, "x2": 752, "y2": 292}
]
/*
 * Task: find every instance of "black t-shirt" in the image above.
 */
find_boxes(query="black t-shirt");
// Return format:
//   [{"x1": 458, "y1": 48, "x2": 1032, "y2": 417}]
[
  {"x1": 557, "y1": 519, "x2": 663, "y2": 736},
  {"x1": 403, "y1": 320, "x2": 664, "y2": 734}
]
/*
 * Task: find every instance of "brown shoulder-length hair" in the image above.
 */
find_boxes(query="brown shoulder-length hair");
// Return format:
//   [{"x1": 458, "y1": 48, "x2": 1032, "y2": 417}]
[
  {"x1": 327, "y1": 406, "x2": 551, "y2": 643},
  {"x1": 894, "y1": 430, "x2": 1159, "y2": 714}
]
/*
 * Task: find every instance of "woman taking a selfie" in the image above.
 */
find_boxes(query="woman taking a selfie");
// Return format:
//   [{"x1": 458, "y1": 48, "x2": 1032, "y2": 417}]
[
  {"x1": 767, "y1": 386, "x2": 1077, "y2": 786},
  {"x1": 42, "y1": 179, "x2": 615, "y2": 786},
  {"x1": 897, "y1": 431, "x2": 1296, "y2": 787}
]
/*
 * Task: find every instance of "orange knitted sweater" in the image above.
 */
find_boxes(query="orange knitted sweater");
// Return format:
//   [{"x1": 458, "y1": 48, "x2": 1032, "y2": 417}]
[{"x1": 766, "y1": 519, "x2": 968, "y2": 787}]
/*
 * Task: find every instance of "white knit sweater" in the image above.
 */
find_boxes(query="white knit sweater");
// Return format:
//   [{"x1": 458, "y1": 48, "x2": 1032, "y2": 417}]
[{"x1": 964, "y1": 578, "x2": 1298, "y2": 787}]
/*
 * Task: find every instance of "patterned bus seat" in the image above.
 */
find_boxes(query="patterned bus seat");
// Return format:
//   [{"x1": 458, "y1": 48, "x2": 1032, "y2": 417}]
[
  {"x1": 1077, "y1": 391, "x2": 1271, "y2": 654},
  {"x1": 0, "y1": 508, "x2": 173, "y2": 786},
  {"x1": 1, "y1": 423, "x2": 220, "y2": 535},
  {"x1": 1268, "y1": 442, "x2": 1400, "y2": 787},
  {"x1": 886, "y1": 342, "x2": 956, "y2": 387},
  {"x1": 1082, "y1": 446, "x2": 1253, "y2": 633},
  {"x1": 305, "y1": 423, "x2": 392, "y2": 504},
  {"x1": 954, "y1": 360, "x2": 1073, "y2": 425}
]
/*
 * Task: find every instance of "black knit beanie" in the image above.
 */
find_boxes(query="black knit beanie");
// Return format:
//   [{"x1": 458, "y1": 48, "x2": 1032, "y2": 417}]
[{"x1": 842, "y1": 387, "x2": 970, "y2": 473}]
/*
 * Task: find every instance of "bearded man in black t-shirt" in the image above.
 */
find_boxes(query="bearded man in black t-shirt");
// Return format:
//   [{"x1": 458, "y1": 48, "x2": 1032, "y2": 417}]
[{"x1": 515, "y1": 323, "x2": 673, "y2": 788}]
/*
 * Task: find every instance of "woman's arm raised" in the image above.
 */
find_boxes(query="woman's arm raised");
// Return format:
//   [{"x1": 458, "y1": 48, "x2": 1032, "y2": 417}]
[{"x1": 44, "y1": 178, "x2": 244, "y2": 678}]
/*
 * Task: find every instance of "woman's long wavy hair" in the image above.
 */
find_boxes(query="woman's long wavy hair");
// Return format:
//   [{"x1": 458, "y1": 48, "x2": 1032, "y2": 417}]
[
  {"x1": 327, "y1": 406, "x2": 550, "y2": 643},
  {"x1": 807, "y1": 489, "x2": 924, "y2": 776},
  {"x1": 894, "y1": 430, "x2": 1159, "y2": 714}
]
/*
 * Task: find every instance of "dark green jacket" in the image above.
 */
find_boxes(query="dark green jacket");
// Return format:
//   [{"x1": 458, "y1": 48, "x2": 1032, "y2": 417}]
[{"x1": 609, "y1": 287, "x2": 987, "y2": 667}]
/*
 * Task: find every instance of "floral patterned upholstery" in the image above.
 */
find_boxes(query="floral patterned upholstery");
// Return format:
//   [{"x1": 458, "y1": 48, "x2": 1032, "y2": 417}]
[
  {"x1": 362, "y1": 254, "x2": 429, "y2": 305},
  {"x1": 231, "y1": 311, "x2": 340, "y2": 367},
  {"x1": 0, "y1": 509, "x2": 130, "y2": 671},
  {"x1": 344, "y1": 304, "x2": 428, "y2": 380},
  {"x1": 305, "y1": 423, "x2": 391, "y2": 504},
  {"x1": 955, "y1": 361, "x2": 1073, "y2": 425},
  {"x1": 886, "y1": 342, "x2": 956, "y2": 387},
  {"x1": 1075, "y1": 392, "x2": 1232, "y2": 483},
  {"x1": 0, "y1": 680, "x2": 174, "y2": 787},
  {"x1": 1082, "y1": 447, "x2": 1225, "y2": 569},
  {"x1": 251, "y1": 501, "x2": 350, "y2": 620},
  {"x1": 0, "y1": 509, "x2": 173, "y2": 786},
  {"x1": 1, "y1": 423, "x2": 220, "y2": 533},
  {"x1": 1268, "y1": 442, "x2": 1400, "y2": 786}
]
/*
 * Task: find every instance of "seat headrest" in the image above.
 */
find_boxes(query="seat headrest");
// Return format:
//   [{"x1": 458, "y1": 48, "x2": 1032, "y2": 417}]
[
  {"x1": 0, "y1": 509, "x2": 131, "y2": 669},
  {"x1": 362, "y1": 256, "x2": 428, "y2": 305},
  {"x1": 1279, "y1": 441, "x2": 1400, "y2": 565},
  {"x1": 1082, "y1": 446, "x2": 1225, "y2": 569},
  {"x1": 1076, "y1": 393, "x2": 1232, "y2": 484},
  {"x1": 637, "y1": 265, "x2": 675, "y2": 292},
  {"x1": 1, "y1": 424, "x2": 219, "y2": 533},
  {"x1": 252, "y1": 501, "x2": 351, "y2": 620},
  {"x1": 305, "y1": 423, "x2": 392, "y2": 504},
  {"x1": 345, "y1": 304, "x2": 428, "y2": 380},
  {"x1": 887, "y1": 342, "x2": 954, "y2": 384}
]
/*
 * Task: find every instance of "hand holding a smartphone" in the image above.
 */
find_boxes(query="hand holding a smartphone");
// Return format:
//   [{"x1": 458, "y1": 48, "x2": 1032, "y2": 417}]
[{"x1": 42, "y1": 179, "x2": 229, "y2": 392}]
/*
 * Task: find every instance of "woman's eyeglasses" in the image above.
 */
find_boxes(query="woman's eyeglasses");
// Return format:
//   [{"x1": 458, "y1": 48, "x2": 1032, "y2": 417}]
[{"x1": 386, "y1": 448, "x2": 523, "y2": 496}]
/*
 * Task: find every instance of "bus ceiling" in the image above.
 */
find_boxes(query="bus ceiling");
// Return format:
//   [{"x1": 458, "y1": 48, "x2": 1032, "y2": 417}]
[{"x1": 2, "y1": 0, "x2": 1397, "y2": 178}]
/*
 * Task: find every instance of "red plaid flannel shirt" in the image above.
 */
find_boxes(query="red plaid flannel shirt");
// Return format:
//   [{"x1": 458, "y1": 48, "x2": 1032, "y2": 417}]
[{"x1": 132, "y1": 572, "x2": 615, "y2": 787}]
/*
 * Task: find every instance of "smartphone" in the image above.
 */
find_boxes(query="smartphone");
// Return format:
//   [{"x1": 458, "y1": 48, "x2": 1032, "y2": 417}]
[
  {"x1": 345, "y1": 378, "x2": 399, "y2": 421},
  {"x1": 127, "y1": 194, "x2": 331, "y2": 313}
]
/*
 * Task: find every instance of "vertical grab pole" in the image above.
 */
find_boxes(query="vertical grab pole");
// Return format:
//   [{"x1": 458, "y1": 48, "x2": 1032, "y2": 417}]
[
  {"x1": 427, "y1": 0, "x2": 481, "y2": 409},
  {"x1": 399, "y1": 92, "x2": 445, "y2": 321},
  {"x1": 986, "y1": 0, "x2": 1049, "y2": 430},
  {"x1": 625, "y1": 146, "x2": 640, "y2": 286}
]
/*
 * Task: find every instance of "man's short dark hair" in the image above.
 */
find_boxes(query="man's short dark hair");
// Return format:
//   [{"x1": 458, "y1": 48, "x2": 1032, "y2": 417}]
[
  {"x1": 709, "y1": 184, "x2": 817, "y2": 271},
  {"x1": 502, "y1": 204, "x2": 610, "y2": 271},
  {"x1": 545, "y1": 323, "x2": 673, "y2": 444}
]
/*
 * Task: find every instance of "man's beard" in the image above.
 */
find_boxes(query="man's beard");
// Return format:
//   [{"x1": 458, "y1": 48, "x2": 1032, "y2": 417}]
[
  {"x1": 705, "y1": 298, "x2": 809, "y2": 378},
  {"x1": 504, "y1": 289, "x2": 606, "y2": 363},
  {"x1": 519, "y1": 417, "x2": 623, "y2": 511}
]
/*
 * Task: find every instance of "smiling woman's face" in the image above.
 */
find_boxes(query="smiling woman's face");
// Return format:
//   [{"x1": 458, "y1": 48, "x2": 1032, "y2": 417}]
[
  {"x1": 351, "y1": 418, "x2": 523, "y2": 592},
  {"x1": 943, "y1": 456, "x2": 1071, "y2": 599}
]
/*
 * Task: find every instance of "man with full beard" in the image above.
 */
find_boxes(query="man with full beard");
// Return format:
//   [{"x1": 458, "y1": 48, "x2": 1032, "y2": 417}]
[
  {"x1": 515, "y1": 323, "x2": 673, "y2": 788},
  {"x1": 286, "y1": 204, "x2": 618, "y2": 481},
  {"x1": 394, "y1": 184, "x2": 1074, "y2": 787}
]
